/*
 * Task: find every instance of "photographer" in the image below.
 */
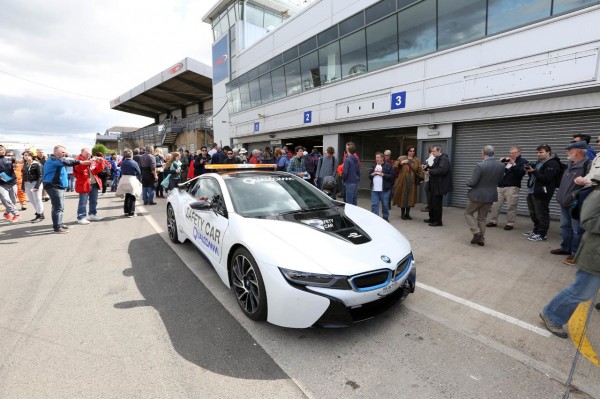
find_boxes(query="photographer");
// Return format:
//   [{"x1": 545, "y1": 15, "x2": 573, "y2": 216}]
[
  {"x1": 487, "y1": 146, "x2": 528, "y2": 230},
  {"x1": 523, "y1": 144, "x2": 561, "y2": 242},
  {"x1": 193, "y1": 146, "x2": 211, "y2": 177}
]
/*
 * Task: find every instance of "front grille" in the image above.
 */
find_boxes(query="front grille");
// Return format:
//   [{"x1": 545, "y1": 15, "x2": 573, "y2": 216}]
[
  {"x1": 350, "y1": 270, "x2": 391, "y2": 291},
  {"x1": 393, "y1": 254, "x2": 412, "y2": 281}
]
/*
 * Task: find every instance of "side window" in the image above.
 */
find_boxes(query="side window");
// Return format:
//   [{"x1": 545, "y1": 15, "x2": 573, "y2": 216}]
[{"x1": 193, "y1": 178, "x2": 227, "y2": 217}]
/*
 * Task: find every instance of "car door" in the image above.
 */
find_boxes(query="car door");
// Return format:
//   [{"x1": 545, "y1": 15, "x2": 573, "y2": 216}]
[{"x1": 184, "y1": 177, "x2": 229, "y2": 264}]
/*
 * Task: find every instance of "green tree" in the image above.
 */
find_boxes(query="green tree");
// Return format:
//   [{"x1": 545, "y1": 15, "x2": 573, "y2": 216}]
[{"x1": 92, "y1": 143, "x2": 108, "y2": 156}]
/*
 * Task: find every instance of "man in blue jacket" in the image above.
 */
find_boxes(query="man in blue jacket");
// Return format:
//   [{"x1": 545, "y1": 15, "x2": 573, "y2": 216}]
[
  {"x1": 42, "y1": 145, "x2": 90, "y2": 233},
  {"x1": 342, "y1": 142, "x2": 360, "y2": 205}
]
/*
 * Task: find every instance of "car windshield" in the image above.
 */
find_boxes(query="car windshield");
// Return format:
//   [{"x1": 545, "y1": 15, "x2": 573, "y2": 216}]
[{"x1": 224, "y1": 173, "x2": 333, "y2": 217}]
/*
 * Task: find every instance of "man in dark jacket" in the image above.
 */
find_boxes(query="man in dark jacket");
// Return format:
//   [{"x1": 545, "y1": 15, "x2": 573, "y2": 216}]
[
  {"x1": 464, "y1": 145, "x2": 506, "y2": 246},
  {"x1": 551, "y1": 141, "x2": 592, "y2": 264},
  {"x1": 487, "y1": 146, "x2": 527, "y2": 230},
  {"x1": 369, "y1": 152, "x2": 395, "y2": 221},
  {"x1": 193, "y1": 147, "x2": 211, "y2": 177},
  {"x1": 424, "y1": 145, "x2": 452, "y2": 226},
  {"x1": 342, "y1": 142, "x2": 360, "y2": 205},
  {"x1": 524, "y1": 144, "x2": 562, "y2": 241}
]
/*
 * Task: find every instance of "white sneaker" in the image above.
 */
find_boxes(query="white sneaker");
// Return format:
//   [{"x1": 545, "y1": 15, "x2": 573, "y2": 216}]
[
  {"x1": 88, "y1": 215, "x2": 104, "y2": 221},
  {"x1": 77, "y1": 218, "x2": 90, "y2": 225}
]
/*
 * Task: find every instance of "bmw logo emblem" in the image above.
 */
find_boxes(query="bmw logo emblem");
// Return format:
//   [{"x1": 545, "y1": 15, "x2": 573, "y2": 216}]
[{"x1": 381, "y1": 255, "x2": 391, "y2": 263}]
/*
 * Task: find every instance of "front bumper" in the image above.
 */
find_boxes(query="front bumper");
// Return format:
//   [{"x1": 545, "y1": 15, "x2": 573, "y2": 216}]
[{"x1": 312, "y1": 267, "x2": 416, "y2": 328}]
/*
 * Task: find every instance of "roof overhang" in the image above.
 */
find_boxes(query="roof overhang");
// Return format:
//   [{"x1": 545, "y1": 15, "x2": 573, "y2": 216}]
[{"x1": 110, "y1": 58, "x2": 213, "y2": 119}]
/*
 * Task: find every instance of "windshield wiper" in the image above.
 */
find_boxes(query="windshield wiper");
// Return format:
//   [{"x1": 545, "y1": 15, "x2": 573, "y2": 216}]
[{"x1": 279, "y1": 206, "x2": 330, "y2": 216}]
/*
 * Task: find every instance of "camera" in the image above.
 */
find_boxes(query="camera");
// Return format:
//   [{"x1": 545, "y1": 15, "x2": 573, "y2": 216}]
[
  {"x1": 524, "y1": 162, "x2": 535, "y2": 169},
  {"x1": 500, "y1": 157, "x2": 510, "y2": 163}
]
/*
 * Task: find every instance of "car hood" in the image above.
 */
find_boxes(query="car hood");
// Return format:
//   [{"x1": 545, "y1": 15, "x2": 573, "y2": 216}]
[{"x1": 233, "y1": 204, "x2": 412, "y2": 277}]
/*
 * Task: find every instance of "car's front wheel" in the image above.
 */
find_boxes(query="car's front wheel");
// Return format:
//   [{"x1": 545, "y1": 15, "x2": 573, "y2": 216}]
[
  {"x1": 230, "y1": 247, "x2": 267, "y2": 321},
  {"x1": 166, "y1": 204, "x2": 179, "y2": 244}
]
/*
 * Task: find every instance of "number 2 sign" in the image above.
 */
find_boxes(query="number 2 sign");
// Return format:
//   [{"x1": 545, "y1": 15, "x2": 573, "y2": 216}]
[{"x1": 391, "y1": 91, "x2": 407, "y2": 110}]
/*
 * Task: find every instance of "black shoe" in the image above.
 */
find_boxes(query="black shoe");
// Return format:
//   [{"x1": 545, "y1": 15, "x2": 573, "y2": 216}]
[
  {"x1": 148, "y1": 202, "x2": 157, "y2": 205},
  {"x1": 428, "y1": 222, "x2": 443, "y2": 227},
  {"x1": 486, "y1": 222, "x2": 497, "y2": 227},
  {"x1": 143, "y1": 202, "x2": 148, "y2": 205},
  {"x1": 30, "y1": 213, "x2": 40, "y2": 222},
  {"x1": 550, "y1": 248, "x2": 571, "y2": 255},
  {"x1": 401, "y1": 215, "x2": 407, "y2": 220},
  {"x1": 424, "y1": 219, "x2": 432, "y2": 223},
  {"x1": 503, "y1": 225, "x2": 513, "y2": 231},
  {"x1": 60, "y1": 224, "x2": 69, "y2": 230},
  {"x1": 405, "y1": 215, "x2": 412, "y2": 220}
]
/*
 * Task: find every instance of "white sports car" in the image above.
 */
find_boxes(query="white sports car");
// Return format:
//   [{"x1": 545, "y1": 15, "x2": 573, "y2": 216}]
[{"x1": 166, "y1": 166, "x2": 415, "y2": 328}]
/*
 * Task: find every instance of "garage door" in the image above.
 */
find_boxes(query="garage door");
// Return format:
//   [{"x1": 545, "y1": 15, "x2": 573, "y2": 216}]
[{"x1": 450, "y1": 110, "x2": 600, "y2": 219}]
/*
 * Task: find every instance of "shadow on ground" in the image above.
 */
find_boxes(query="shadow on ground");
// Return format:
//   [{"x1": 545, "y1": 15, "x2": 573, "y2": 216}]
[{"x1": 115, "y1": 234, "x2": 289, "y2": 380}]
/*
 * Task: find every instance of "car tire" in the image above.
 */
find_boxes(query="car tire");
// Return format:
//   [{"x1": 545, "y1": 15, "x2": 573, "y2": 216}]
[
  {"x1": 230, "y1": 247, "x2": 267, "y2": 321},
  {"x1": 166, "y1": 204, "x2": 179, "y2": 244}
]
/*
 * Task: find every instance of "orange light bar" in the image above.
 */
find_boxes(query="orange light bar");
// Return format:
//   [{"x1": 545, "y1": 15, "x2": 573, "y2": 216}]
[{"x1": 204, "y1": 163, "x2": 278, "y2": 171}]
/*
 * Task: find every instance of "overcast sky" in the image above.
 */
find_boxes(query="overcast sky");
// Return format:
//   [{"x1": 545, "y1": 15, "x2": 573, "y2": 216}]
[{"x1": 0, "y1": 0, "x2": 219, "y2": 154}]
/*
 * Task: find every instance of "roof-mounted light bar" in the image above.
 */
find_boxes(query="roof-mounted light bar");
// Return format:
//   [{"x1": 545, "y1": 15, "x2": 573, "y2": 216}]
[{"x1": 204, "y1": 163, "x2": 278, "y2": 171}]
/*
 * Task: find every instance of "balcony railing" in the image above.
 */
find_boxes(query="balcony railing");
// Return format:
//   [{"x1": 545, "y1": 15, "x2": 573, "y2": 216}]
[{"x1": 120, "y1": 113, "x2": 212, "y2": 147}]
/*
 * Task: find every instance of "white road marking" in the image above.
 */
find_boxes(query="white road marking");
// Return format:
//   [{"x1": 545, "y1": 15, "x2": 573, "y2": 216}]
[{"x1": 416, "y1": 282, "x2": 552, "y2": 337}]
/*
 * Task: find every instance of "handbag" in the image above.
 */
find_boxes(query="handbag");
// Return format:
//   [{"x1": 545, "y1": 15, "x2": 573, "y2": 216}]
[{"x1": 161, "y1": 174, "x2": 171, "y2": 189}]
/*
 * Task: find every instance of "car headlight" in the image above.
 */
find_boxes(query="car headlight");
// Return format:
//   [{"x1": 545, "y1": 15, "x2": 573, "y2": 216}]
[{"x1": 279, "y1": 268, "x2": 350, "y2": 289}]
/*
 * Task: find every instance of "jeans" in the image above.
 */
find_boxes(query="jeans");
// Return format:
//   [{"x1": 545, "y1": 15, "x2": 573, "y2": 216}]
[
  {"x1": 24, "y1": 182, "x2": 44, "y2": 215},
  {"x1": 77, "y1": 184, "x2": 99, "y2": 220},
  {"x1": 371, "y1": 190, "x2": 390, "y2": 218},
  {"x1": 0, "y1": 184, "x2": 18, "y2": 215},
  {"x1": 559, "y1": 205, "x2": 584, "y2": 254},
  {"x1": 344, "y1": 182, "x2": 358, "y2": 205},
  {"x1": 543, "y1": 269, "x2": 600, "y2": 326},
  {"x1": 111, "y1": 175, "x2": 120, "y2": 191},
  {"x1": 143, "y1": 186, "x2": 155, "y2": 204},
  {"x1": 67, "y1": 174, "x2": 75, "y2": 191},
  {"x1": 526, "y1": 194, "x2": 551, "y2": 236},
  {"x1": 45, "y1": 185, "x2": 65, "y2": 230}
]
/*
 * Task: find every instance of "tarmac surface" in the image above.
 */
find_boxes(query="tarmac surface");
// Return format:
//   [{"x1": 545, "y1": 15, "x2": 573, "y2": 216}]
[{"x1": 0, "y1": 189, "x2": 598, "y2": 398}]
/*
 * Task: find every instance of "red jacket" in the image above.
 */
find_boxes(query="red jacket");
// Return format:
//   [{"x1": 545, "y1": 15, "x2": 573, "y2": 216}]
[{"x1": 74, "y1": 155, "x2": 103, "y2": 193}]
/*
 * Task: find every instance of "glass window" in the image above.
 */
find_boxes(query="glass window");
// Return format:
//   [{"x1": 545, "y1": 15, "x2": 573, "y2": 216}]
[
  {"x1": 270, "y1": 54, "x2": 284, "y2": 69},
  {"x1": 299, "y1": 36, "x2": 317, "y2": 56},
  {"x1": 365, "y1": 0, "x2": 397, "y2": 24},
  {"x1": 238, "y1": 73, "x2": 248, "y2": 85},
  {"x1": 319, "y1": 41, "x2": 341, "y2": 84},
  {"x1": 340, "y1": 12, "x2": 365, "y2": 36},
  {"x1": 231, "y1": 87, "x2": 242, "y2": 113},
  {"x1": 553, "y1": 0, "x2": 598, "y2": 14},
  {"x1": 247, "y1": 67, "x2": 259, "y2": 80},
  {"x1": 239, "y1": 83, "x2": 250, "y2": 111},
  {"x1": 265, "y1": 12, "x2": 283, "y2": 30},
  {"x1": 398, "y1": 0, "x2": 436, "y2": 62},
  {"x1": 438, "y1": 0, "x2": 487, "y2": 51},
  {"x1": 246, "y1": 4, "x2": 264, "y2": 27},
  {"x1": 218, "y1": 15, "x2": 229, "y2": 37},
  {"x1": 317, "y1": 26, "x2": 338, "y2": 47},
  {"x1": 248, "y1": 79, "x2": 261, "y2": 108},
  {"x1": 228, "y1": 6, "x2": 237, "y2": 26},
  {"x1": 341, "y1": 30, "x2": 367, "y2": 79},
  {"x1": 283, "y1": 46, "x2": 299, "y2": 63},
  {"x1": 285, "y1": 60, "x2": 302, "y2": 96},
  {"x1": 300, "y1": 51, "x2": 321, "y2": 90},
  {"x1": 271, "y1": 66, "x2": 286, "y2": 100},
  {"x1": 488, "y1": 0, "x2": 551, "y2": 34},
  {"x1": 213, "y1": 17, "x2": 223, "y2": 39},
  {"x1": 366, "y1": 14, "x2": 398, "y2": 72},
  {"x1": 259, "y1": 74, "x2": 273, "y2": 104},
  {"x1": 258, "y1": 61, "x2": 270, "y2": 76},
  {"x1": 398, "y1": 0, "x2": 420, "y2": 9}
]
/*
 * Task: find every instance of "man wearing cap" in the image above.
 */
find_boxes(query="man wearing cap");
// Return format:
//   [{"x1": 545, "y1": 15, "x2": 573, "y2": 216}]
[{"x1": 550, "y1": 141, "x2": 592, "y2": 264}]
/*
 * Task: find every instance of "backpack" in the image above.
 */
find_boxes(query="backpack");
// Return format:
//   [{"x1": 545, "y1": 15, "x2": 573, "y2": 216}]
[{"x1": 554, "y1": 156, "x2": 568, "y2": 187}]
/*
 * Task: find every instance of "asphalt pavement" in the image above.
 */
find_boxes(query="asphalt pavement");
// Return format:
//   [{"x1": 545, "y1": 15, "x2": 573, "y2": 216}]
[{"x1": 0, "y1": 189, "x2": 598, "y2": 398}]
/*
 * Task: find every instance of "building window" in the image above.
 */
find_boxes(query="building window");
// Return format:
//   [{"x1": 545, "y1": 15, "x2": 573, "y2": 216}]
[
  {"x1": 341, "y1": 30, "x2": 367, "y2": 79},
  {"x1": 285, "y1": 60, "x2": 302, "y2": 96},
  {"x1": 317, "y1": 25, "x2": 339, "y2": 47},
  {"x1": 339, "y1": 11, "x2": 365, "y2": 36},
  {"x1": 319, "y1": 41, "x2": 341, "y2": 85},
  {"x1": 398, "y1": 0, "x2": 436, "y2": 62},
  {"x1": 553, "y1": 0, "x2": 598, "y2": 14},
  {"x1": 259, "y1": 74, "x2": 273, "y2": 104},
  {"x1": 438, "y1": 0, "x2": 487, "y2": 51},
  {"x1": 283, "y1": 46, "x2": 299, "y2": 63},
  {"x1": 265, "y1": 12, "x2": 283, "y2": 30},
  {"x1": 365, "y1": 0, "x2": 397, "y2": 24},
  {"x1": 239, "y1": 83, "x2": 250, "y2": 111},
  {"x1": 300, "y1": 50, "x2": 320, "y2": 90},
  {"x1": 230, "y1": 87, "x2": 242, "y2": 113},
  {"x1": 271, "y1": 66, "x2": 286, "y2": 100},
  {"x1": 488, "y1": 0, "x2": 551, "y2": 34},
  {"x1": 248, "y1": 79, "x2": 261, "y2": 108},
  {"x1": 366, "y1": 14, "x2": 398, "y2": 72},
  {"x1": 258, "y1": 61, "x2": 270, "y2": 76},
  {"x1": 299, "y1": 36, "x2": 317, "y2": 56},
  {"x1": 246, "y1": 4, "x2": 264, "y2": 27}
]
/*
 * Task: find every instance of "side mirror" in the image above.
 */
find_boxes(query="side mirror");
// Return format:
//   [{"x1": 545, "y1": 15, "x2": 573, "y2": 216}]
[{"x1": 189, "y1": 200, "x2": 212, "y2": 211}]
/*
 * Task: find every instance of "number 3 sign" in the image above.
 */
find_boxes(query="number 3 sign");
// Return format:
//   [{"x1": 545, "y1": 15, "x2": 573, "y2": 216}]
[{"x1": 391, "y1": 91, "x2": 407, "y2": 110}]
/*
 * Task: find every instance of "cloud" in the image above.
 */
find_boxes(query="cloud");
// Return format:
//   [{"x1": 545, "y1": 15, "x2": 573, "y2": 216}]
[{"x1": 0, "y1": 0, "x2": 218, "y2": 150}]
